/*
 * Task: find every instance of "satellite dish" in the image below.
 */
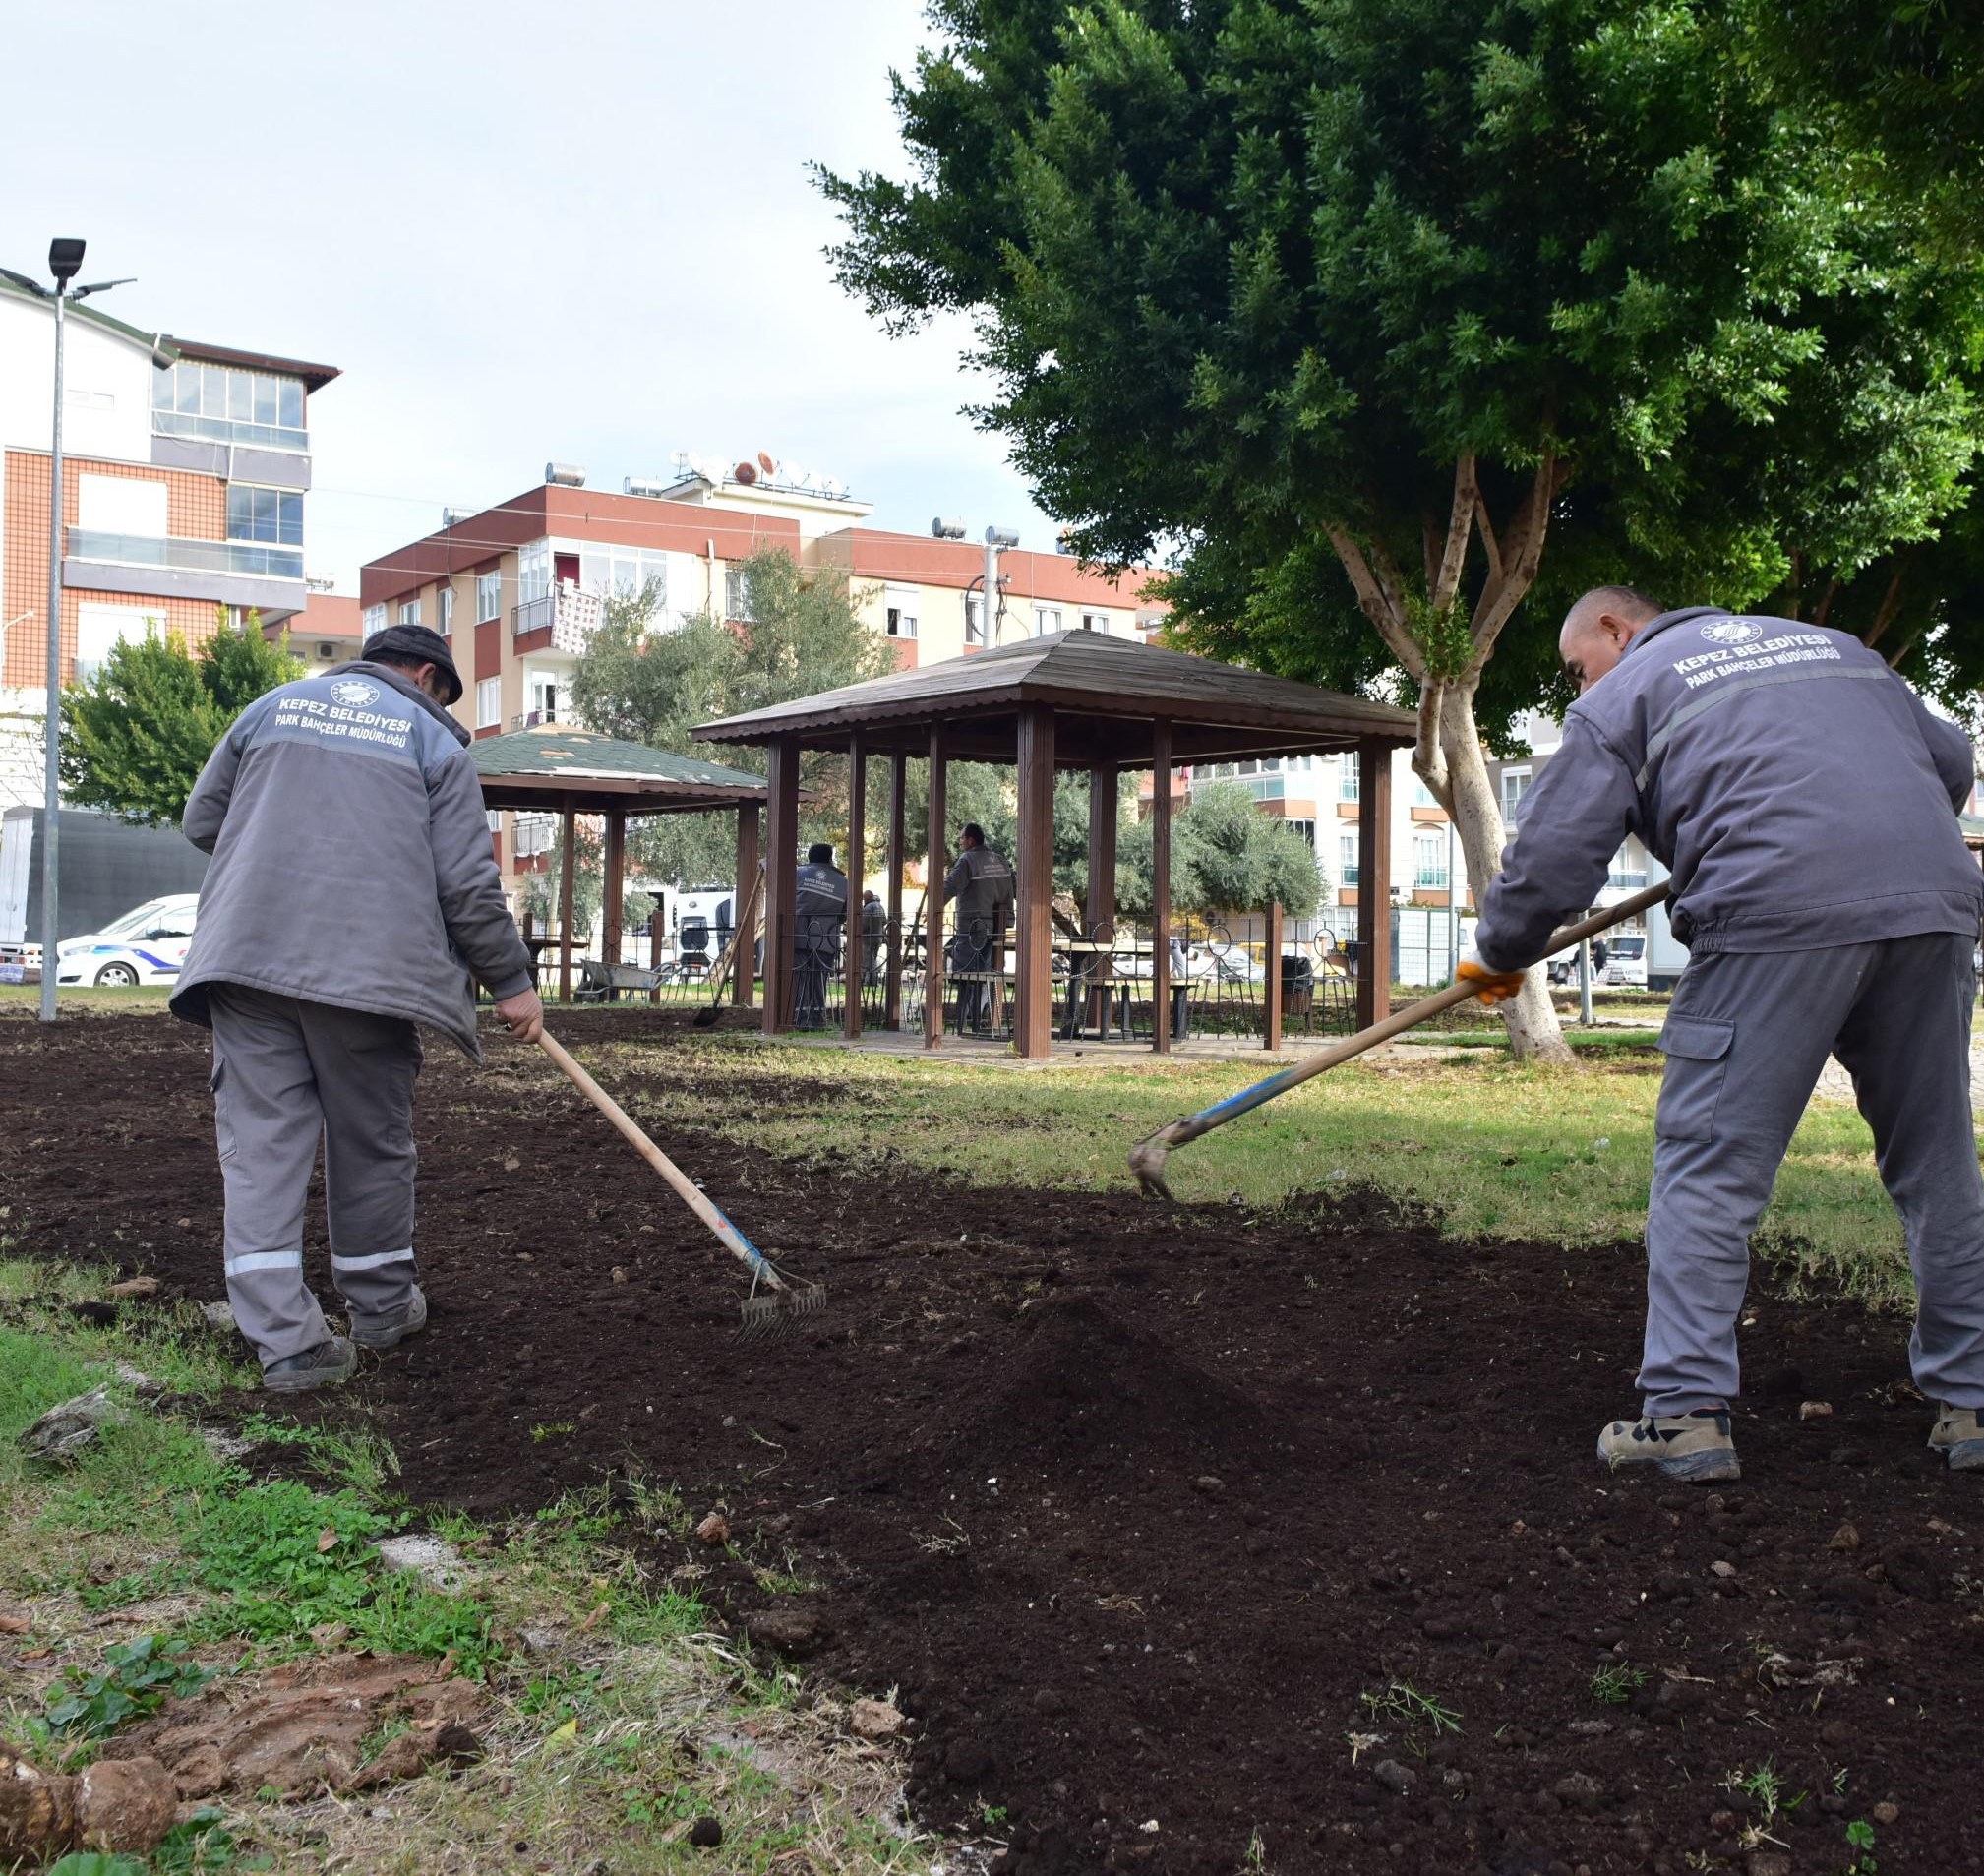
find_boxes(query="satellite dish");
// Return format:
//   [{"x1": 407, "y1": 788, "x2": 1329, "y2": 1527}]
[
  {"x1": 756, "y1": 451, "x2": 777, "y2": 476},
  {"x1": 734, "y1": 461, "x2": 758, "y2": 485}
]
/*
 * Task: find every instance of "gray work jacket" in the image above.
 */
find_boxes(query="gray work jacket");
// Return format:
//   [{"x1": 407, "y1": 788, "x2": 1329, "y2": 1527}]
[
  {"x1": 171, "y1": 661, "x2": 534, "y2": 1058},
  {"x1": 794, "y1": 861, "x2": 848, "y2": 957},
  {"x1": 1473, "y1": 608, "x2": 1983, "y2": 971},
  {"x1": 943, "y1": 843, "x2": 1015, "y2": 932}
]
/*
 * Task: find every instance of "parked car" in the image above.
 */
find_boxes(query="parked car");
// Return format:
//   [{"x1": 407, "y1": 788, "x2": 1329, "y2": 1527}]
[
  {"x1": 53, "y1": 893, "x2": 200, "y2": 988},
  {"x1": 1599, "y1": 933, "x2": 1648, "y2": 987}
]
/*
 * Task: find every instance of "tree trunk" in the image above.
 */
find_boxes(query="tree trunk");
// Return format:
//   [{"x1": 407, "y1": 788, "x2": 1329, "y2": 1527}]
[{"x1": 1433, "y1": 681, "x2": 1573, "y2": 1063}]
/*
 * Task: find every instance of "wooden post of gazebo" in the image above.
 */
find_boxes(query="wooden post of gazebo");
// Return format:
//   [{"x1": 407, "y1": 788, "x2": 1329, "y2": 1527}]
[
  {"x1": 1013, "y1": 702, "x2": 1055, "y2": 1058},
  {"x1": 884, "y1": 752, "x2": 906, "y2": 1030},
  {"x1": 926, "y1": 726, "x2": 946, "y2": 1048},
  {"x1": 844, "y1": 734, "x2": 867, "y2": 1041},
  {"x1": 1151, "y1": 720, "x2": 1172, "y2": 1055},
  {"x1": 1356, "y1": 737, "x2": 1392, "y2": 1028},
  {"x1": 602, "y1": 811, "x2": 625, "y2": 971},
  {"x1": 763, "y1": 736, "x2": 800, "y2": 1033},
  {"x1": 558, "y1": 798, "x2": 576, "y2": 1006},
  {"x1": 1087, "y1": 760, "x2": 1116, "y2": 1034},
  {"x1": 1264, "y1": 899, "x2": 1285, "y2": 1051},
  {"x1": 733, "y1": 802, "x2": 759, "y2": 1010}
]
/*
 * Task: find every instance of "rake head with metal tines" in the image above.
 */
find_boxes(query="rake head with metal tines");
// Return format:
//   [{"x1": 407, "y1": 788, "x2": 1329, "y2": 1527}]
[
  {"x1": 1128, "y1": 1133, "x2": 1179, "y2": 1202},
  {"x1": 739, "y1": 1282, "x2": 830, "y2": 1341}
]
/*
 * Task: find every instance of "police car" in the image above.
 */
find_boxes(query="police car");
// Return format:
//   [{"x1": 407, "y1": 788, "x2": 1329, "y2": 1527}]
[{"x1": 54, "y1": 893, "x2": 200, "y2": 988}]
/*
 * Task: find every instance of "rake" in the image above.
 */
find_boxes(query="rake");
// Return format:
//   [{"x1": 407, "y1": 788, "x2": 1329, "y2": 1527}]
[
  {"x1": 1128, "y1": 883, "x2": 1670, "y2": 1200},
  {"x1": 537, "y1": 1030, "x2": 825, "y2": 1338},
  {"x1": 691, "y1": 872, "x2": 764, "y2": 1029}
]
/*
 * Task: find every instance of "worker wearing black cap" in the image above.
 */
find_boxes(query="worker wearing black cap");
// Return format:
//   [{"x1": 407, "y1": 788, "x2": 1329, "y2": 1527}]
[{"x1": 171, "y1": 625, "x2": 541, "y2": 1393}]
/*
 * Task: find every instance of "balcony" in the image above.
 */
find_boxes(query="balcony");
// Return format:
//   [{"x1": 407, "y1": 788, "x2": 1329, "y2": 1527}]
[
  {"x1": 512, "y1": 584, "x2": 603, "y2": 653},
  {"x1": 67, "y1": 529, "x2": 304, "y2": 581},
  {"x1": 152, "y1": 409, "x2": 308, "y2": 454}
]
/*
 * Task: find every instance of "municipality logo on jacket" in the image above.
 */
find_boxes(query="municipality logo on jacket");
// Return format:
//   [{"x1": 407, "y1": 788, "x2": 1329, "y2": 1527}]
[
  {"x1": 329, "y1": 679, "x2": 382, "y2": 707},
  {"x1": 1701, "y1": 621, "x2": 1762, "y2": 645}
]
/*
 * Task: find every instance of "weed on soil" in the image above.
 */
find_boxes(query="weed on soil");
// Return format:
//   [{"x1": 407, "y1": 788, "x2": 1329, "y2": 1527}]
[{"x1": 4, "y1": 1011, "x2": 1977, "y2": 1874}]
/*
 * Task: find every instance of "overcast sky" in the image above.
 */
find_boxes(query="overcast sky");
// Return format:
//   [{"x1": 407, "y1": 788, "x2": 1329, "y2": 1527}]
[{"x1": 0, "y1": 0, "x2": 1060, "y2": 591}]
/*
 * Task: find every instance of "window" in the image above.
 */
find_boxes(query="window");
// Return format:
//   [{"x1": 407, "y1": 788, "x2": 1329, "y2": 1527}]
[
  {"x1": 362, "y1": 604, "x2": 386, "y2": 637},
  {"x1": 527, "y1": 668, "x2": 559, "y2": 722},
  {"x1": 396, "y1": 597, "x2": 421, "y2": 627},
  {"x1": 1339, "y1": 758, "x2": 1360, "y2": 803},
  {"x1": 225, "y1": 485, "x2": 303, "y2": 547},
  {"x1": 1035, "y1": 606, "x2": 1062, "y2": 635},
  {"x1": 965, "y1": 594, "x2": 985, "y2": 645},
  {"x1": 1081, "y1": 610, "x2": 1109, "y2": 634},
  {"x1": 514, "y1": 813, "x2": 553, "y2": 858},
  {"x1": 1500, "y1": 766, "x2": 1531, "y2": 827},
  {"x1": 886, "y1": 605, "x2": 918, "y2": 638},
  {"x1": 1413, "y1": 831, "x2": 1450, "y2": 890},
  {"x1": 1608, "y1": 844, "x2": 1649, "y2": 889},
  {"x1": 1340, "y1": 832, "x2": 1360, "y2": 888},
  {"x1": 437, "y1": 586, "x2": 454, "y2": 635},
  {"x1": 1413, "y1": 778, "x2": 1441, "y2": 809},
  {"x1": 150, "y1": 360, "x2": 306, "y2": 450},
  {"x1": 476, "y1": 570, "x2": 501, "y2": 622},
  {"x1": 74, "y1": 603, "x2": 165, "y2": 682},
  {"x1": 725, "y1": 567, "x2": 754, "y2": 622},
  {"x1": 475, "y1": 678, "x2": 500, "y2": 729},
  {"x1": 1285, "y1": 817, "x2": 1317, "y2": 847},
  {"x1": 518, "y1": 540, "x2": 551, "y2": 606},
  {"x1": 576, "y1": 544, "x2": 669, "y2": 603},
  {"x1": 77, "y1": 474, "x2": 167, "y2": 538}
]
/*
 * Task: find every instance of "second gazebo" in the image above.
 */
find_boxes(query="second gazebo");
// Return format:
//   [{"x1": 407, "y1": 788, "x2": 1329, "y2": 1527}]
[{"x1": 694, "y1": 628, "x2": 1416, "y2": 1059}]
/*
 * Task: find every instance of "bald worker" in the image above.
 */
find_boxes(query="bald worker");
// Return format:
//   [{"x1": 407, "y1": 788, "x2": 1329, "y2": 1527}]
[{"x1": 1460, "y1": 587, "x2": 1984, "y2": 1481}]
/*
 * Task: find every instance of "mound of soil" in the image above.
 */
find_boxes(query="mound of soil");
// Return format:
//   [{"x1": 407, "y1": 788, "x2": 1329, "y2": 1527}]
[{"x1": 6, "y1": 1011, "x2": 1979, "y2": 1875}]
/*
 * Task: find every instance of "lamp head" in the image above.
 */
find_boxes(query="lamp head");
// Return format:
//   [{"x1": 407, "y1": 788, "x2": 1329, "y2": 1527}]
[{"x1": 47, "y1": 239, "x2": 85, "y2": 284}]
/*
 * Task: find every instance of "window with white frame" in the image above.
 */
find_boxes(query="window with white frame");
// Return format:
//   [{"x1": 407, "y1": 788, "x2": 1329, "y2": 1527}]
[
  {"x1": 475, "y1": 678, "x2": 500, "y2": 729},
  {"x1": 518, "y1": 540, "x2": 551, "y2": 606},
  {"x1": 725, "y1": 568, "x2": 754, "y2": 622},
  {"x1": 476, "y1": 569, "x2": 501, "y2": 622},
  {"x1": 965, "y1": 593, "x2": 985, "y2": 644},
  {"x1": 1413, "y1": 777, "x2": 1441, "y2": 809},
  {"x1": 1081, "y1": 610, "x2": 1110, "y2": 633},
  {"x1": 362, "y1": 603, "x2": 387, "y2": 637},
  {"x1": 514, "y1": 813, "x2": 553, "y2": 858},
  {"x1": 527, "y1": 668, "x2": 559, "y2": 722},
  {"x1": 1035, "y1": 606, "x2": 1062, "y2": 635},
  {"x1": 1339, "y1": 757, "x2": 1360, "y2": 803},
  {"x1": 1609, "y1": 844, "x2": 1649, "y2": 889},
  {"x1": 1285, "y1": 817, "x2": 1317, "y2": 847},
  {"x1": 74, "y1": 603, "x2": 165, "y2": 682},
  {"x1": 396, "y1": 597, "x2": 421, "y2": 627},
  {"x1": 886, "y1": 604, "x2": 918, "y2": 638},
  {"x1": 437, "y1": 586, "x2": 454, "y2": 635},
  {"x1": 1500, "y1": 766, "x2": 1531, "y2": 827},
  {"x1": 576, "y1": 544, "x2": 669, "y2": 603},
  {"x1": 1413, "y1": 831, "x2": 1450, "y2": 890},
  {"x1": 226, "y1": 485, "x2": 303, "y2": 546},
  {"x1": 1340, "y1": 831, "x2": 1360, "y2": 888}
]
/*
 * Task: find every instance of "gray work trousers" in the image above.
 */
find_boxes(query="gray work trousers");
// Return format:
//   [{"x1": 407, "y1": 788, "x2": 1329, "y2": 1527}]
[
  {"x1": 1643, "y1": 932, "x2": 1984, "y2": 1415},
  {"x1": 208, "y1": 985, "x2": 422, "y2": 1366}
]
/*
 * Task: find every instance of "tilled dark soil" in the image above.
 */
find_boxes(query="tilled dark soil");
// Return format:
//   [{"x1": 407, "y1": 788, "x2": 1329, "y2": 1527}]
[{"x1": 5, "y1": 1010, "x2": 1982, "y2": 1875}]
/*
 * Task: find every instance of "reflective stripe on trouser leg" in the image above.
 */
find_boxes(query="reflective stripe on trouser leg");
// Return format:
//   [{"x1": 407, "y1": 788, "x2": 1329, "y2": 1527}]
[
  {"x1": 1833, "y1": 932, "x2": 1984, "y2": 1409},
  {"x1": 208, "y1": 985, "x2": 331, "y2": 1367},
  {"x1": 1640, "y1": 945, "x2": 1866, "y2": 1417},
  {"x1": 304, "y1": 999, "x2": 422, "y2": 1322}
]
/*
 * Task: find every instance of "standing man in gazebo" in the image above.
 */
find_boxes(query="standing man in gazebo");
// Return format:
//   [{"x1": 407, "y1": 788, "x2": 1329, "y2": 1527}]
[
  {"x1": 794, "y1": 842, "x2": 848, "y2": 1028},
  {"x1": 943, "y1": 822, "x2": 1014, "y2": 1033}
]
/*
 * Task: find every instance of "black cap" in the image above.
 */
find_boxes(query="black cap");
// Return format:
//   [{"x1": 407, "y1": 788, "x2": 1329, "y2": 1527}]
[{"x1": 359, "y1": 625, "x2": 463, "y2": 705}]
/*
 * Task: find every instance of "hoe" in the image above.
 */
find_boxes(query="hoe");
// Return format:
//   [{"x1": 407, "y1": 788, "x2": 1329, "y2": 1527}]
[
  {"x1": 538, "y1": 1030, "x2": 826, "y2": 1338},
  {"x1": 1129, "y1": 883, "x2": 1671, "y2": 1201}
]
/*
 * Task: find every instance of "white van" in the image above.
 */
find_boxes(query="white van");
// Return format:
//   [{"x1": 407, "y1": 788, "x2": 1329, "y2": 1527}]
[{"x1": 54, "y1": 893, "x2": 201, "y2": 988}]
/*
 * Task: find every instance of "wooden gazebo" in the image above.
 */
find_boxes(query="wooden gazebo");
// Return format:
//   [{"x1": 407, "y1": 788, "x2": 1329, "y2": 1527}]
[
  {"x1": 472, "y1": 725, "x2": 775, "y2": 1005},
  {"x1": 693, "y1": 629, "x2": 1417, "y2": 1059}
]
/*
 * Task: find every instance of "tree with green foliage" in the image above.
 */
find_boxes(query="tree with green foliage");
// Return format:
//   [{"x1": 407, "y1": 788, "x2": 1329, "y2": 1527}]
[
  {"x1": 1113, "y1": 781, "x2": 1324, "y2": 921},
  {"x1": 818, "y1": 0, "x2": 1983, "y2": 1058},
  {"x1": 60, "y1": 608, "x2": 300, "y2": 826}
]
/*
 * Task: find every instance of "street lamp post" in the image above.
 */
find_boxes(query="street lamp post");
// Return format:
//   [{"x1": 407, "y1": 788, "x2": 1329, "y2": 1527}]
[
  {"x1": 932, "y1": 517, "x2": 1020, "y2": 643},
  {"x1": 22, "y1": 240, "x2": 134, "y2": 1021}
]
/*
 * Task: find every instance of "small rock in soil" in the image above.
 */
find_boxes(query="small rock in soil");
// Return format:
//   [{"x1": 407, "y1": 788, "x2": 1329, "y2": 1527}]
[
  {"x1": 1552, "y1": 1772, "x2": 1603, "y2": 1813},
  {"x1": 1798, "y1": 1400, "x2": 1834, "y2": 1421},
  {"x1": 747, "y1": 1605, "x2": 823, "y2": 1656},
  {"x1": 376, "y1": 1535, "x2": 470, "y2": 1592},
  {"x1": 1746, "y1": 1853, "x2": 1792, "y2": 1876},
  {"x1": 850, "y1": 1698, "x2": 904, "y2": 1739},
  {"x1": 1828, "y1": 1522, "x2": 1861, "y2": 1552},
  {"x1": 17, "y1": 1386, "x2": 131, "y2": 1461},
  {"x1": 199, "y1": 1301, "x2": 236, "y2": 1331},
  {"x1": 106, "y1": 1275, "x2": 159, "y2": 1299},
  {"x1": 1710, "y1": 1560, "x2": 1738, "y2": 1578},
  {"x1": 695, "y1": 1512, "x2": 730, "y2": 1546},
  {"x1": 688, "y1": 1816, "x2": 723, "y2": 1847},
  {"x1": 1192, "y1": 1475, "x2": 1224, "y2": 1494},
  {"x1": 1872, "y1": 1801, "x2": 1899, "y2": 1825},
  {"x1": 1370, "y1": 1759, "x2": 1414, "y2": 1795}
]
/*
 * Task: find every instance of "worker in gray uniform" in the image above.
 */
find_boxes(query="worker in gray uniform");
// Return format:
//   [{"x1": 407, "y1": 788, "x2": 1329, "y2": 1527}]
[
  {"x1": 943, "y1": 822, "x2": 1014, "y2": 1032},
  {"x1": 793, "y1": 842, "x2": 848, "y2": 1028},
  {"x1": 172, "y1": 625, "x2": 543, "y2": 1392},
  {"x1": 1462, "y1": 587, "x2": 1984, "y2": 1481}
]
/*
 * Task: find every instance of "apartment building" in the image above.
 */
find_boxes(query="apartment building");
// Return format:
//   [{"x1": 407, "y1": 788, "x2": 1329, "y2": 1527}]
[
  {"x1": 359, "y1": 460, "x2": 1161, "y2": 898},
  {"x1": 0, "y1": 265, "x2": 338, "y2": 807}
]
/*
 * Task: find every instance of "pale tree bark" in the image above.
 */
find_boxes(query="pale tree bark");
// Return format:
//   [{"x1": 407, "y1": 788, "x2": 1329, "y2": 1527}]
[{"x1": 1326, "y1": 451, "x2": 1575, "y2": 1063}]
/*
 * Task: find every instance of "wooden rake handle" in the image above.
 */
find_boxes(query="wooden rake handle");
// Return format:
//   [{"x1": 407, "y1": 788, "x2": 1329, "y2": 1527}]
[
  {"x1": 696, "y1": 871, "x2": 764, "y2": 1001},
  {"x1": 536, "y1": 1029, "x2": 784, "y2": 1291}
]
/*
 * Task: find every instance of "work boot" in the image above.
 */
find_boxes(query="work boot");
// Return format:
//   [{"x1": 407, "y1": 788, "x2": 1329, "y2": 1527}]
[
  {"x1": 263, "y1": 1336, "x2": 357, "y2": 1393},
  {"x1": 1928, "y1": 1405, "x2": 1984, "y2": 1472},
  {"x1": 349, "y1": 1284, "x2": 427, "y2": 1352},
  {"x1": 1596, "y1": 1408, "x2": 1740, "y2": 1483}
]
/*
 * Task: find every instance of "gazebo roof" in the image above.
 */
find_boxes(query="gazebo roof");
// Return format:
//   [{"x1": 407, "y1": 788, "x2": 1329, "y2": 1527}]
[
  {"x1": 471, "y1": 724, "x2": 775, "y2": 815},
  {"x1": 692, "y1": 628, "x2": 1415, "y2": 765}
]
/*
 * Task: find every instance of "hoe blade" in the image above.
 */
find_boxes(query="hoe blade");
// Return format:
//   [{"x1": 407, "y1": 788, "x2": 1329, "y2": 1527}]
[
  {"x1": 1127, "y1": 1137, "x2": 1175, "y2": 1202},
  {"x1": 738, "y1": 1285, "x2": 829, "y2": 1342}
]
